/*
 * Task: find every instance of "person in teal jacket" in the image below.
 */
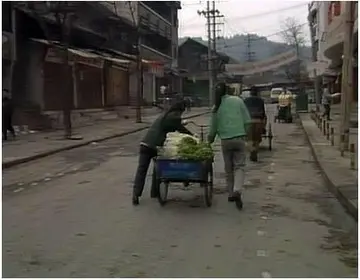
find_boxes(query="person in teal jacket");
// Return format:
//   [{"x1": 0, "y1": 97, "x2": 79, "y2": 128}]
[{"x1": 207, "y1": 82, "x2": 251, "y2": 209}]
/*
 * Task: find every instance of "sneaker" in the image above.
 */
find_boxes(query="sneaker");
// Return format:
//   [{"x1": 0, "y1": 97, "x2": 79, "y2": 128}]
[{"x1": 233, "y1": 192, "x2": 243, "y2": 210}]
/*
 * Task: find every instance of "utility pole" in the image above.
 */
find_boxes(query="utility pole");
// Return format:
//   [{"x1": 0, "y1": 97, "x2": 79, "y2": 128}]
[
  {"x1": 135, "y1": 34, "x2": 143, "y2": 123},
  {"x1": 207, "y1": 1, "x2": 212, "y2": 107},
  {"x1": 211, "y1": 2, "x2": 224, "y2": 89},
  {"x1": 198, "y1": 2, "x2": 224, "y2": 106},
  {"x1": 129, "y1": 1, "x2": 142, "y2": 122},
  {"x1": 8, "y1": 3, "x2": 17, "y2": 100},
  {"x1": 212, "y1": 1, "x2": 217, "y2": 87},
  {"x1": 339, "y1": 1, "x2": 355, "y2": 147},
  {"x1": 307, "y1": 3, "x2": 321, "y2": 112},
  {"x1": 61, "y1": 12, "x2": 74, "y2": 139},
  {"x1": 198, "y1": 2, "x2": 213, "y2": 107},
  {"x1": 26, "y1": 2, "x2": 77, "y2": 139},
  {"x1": 245, "y1": 33, "x2": 256, "y2": 62}
]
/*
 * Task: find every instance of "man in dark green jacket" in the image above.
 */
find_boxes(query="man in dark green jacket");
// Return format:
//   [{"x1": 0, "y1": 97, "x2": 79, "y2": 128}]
[{"x1": 132, "y1": 101, "x2": 192, "y2": 205}]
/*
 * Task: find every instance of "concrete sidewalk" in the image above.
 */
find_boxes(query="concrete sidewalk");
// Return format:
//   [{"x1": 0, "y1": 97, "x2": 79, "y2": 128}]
[
  {"x1": 299, "y1": 113, "x2": 358, "y2": 221},
  {"x1": 2, "y1": 108, "x2": 210, "y2": 169}
]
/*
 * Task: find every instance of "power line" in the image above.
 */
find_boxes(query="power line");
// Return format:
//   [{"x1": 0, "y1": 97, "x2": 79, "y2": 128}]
[
  {"x1": 181, "y1": 3, "x2": 306, "y2": 30},
  {"x1": 181, "y1": 0, "x2": 229, "y2": 7},
  {"x1": 223, "y1": 18, "x2": 246, "y2": 36},
  {"x1": 197, "y1": 1, "x2": 224, "y2": 106},
  {"x1": 226, "y1": 3, "x2": 306, "y2": 21},
  {"x1": 224, "y1": 18, "x2": 299, "y2": 39},
  {"x1": 222, "y1": 22, "x2": 307, "y2": 49}
]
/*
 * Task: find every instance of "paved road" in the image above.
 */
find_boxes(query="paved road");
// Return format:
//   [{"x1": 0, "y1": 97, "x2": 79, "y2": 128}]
[{"x1": 3, "y1": 106, "x2": 358, "y2": 277}]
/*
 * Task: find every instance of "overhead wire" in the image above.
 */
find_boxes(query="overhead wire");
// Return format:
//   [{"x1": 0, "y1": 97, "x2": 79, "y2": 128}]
[
  {"x1": 180, "y1": 3, "x2": 307, "y2": 30},
  {"x1": 222, "y1": 22, "x2": 308, "y2": 49},
  {"x1": 225, "y1": 3, "x2": 306, "y2": 21}
]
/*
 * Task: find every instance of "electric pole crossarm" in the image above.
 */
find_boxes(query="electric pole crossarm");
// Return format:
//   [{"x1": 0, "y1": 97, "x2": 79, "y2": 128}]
[{"x1": 198, "y1": 1, "x2": 224, "y2": 107}]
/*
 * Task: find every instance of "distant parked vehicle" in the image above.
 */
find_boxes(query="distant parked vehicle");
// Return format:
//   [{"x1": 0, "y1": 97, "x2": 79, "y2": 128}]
[
  {"x1": 241, "y1": 90, "x2": 251, "y2": 99},
  {"x1": 270, "y1": 88, "x2": 283, "y2": 103}
]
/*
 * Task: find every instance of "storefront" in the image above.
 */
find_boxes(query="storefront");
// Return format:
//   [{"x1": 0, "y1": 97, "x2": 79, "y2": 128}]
[
  {"x1": 105, "y1": 62, "x2": 129, "y2": 106},
  {"x1": 74, "y1": 52, "x2": 104, "y2": 109},
  {"x1": 43, "y1": 47, "x2": 74, "y2": 110},
  {"x1": 2, "y1": 32, "x2": 13, "y2": 94}
]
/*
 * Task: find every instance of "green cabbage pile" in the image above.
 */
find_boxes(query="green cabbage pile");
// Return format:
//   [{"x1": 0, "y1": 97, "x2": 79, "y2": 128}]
[{"x1": 177, "y1": 137, "x2": 214, "y2": 161}]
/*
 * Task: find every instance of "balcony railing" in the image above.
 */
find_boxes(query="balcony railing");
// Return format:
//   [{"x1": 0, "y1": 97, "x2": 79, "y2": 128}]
[
  {"x1": 140, "y1": 1, "x2": 172, "y2": 23},
  {"x1": 139, "y1": 3, "x2": 172, "y2": 40},
  {"x1": 98, "y1": 2, "x2": 138, "y2": 26}
]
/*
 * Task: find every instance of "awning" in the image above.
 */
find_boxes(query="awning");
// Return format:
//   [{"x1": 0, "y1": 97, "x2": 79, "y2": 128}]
[
  {"x1": 30, "y1": 38, "x2": 60, "y2": 45},
  {"x1": 30, "y1": 38, "x2": 131, "y2": 65},
  {"x1": 89, "y1": 50, "x2": 131, "y2": 64},
  {"x1": 68, "y1": 48, "x2": 98, "y2": 58},
  {"x1": 107, "y1": 48, "x2": 136, "y2": 60}
]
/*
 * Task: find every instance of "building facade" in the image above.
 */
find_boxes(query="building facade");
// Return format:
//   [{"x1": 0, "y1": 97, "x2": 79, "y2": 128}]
[
  {"x1": 99, "y1": 1, "x2": 181, "y2": 104},
  {"x1": 178, "y1": 38, "x2": 235, "y2": 103},
  {"x1": 308, "y1": 1, "x2": 358, "y2": 100},
  {"x1": 2, "y1": 1, "x2": 180, "y2": 130}
]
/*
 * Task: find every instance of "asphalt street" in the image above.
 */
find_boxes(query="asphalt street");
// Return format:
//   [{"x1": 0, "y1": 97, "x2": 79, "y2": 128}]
[{"x1": 2, "y1": 105, "x2": 358, "y2": 277}]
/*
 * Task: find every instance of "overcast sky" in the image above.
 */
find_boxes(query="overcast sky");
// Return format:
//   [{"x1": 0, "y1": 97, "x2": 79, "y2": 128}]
[{"x1": 178, "y1": 0, "x2": 310, "y2": 44}]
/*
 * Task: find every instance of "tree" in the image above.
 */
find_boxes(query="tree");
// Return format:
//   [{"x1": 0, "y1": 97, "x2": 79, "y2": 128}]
[
  {"x1": 280, "y1": 17, "x2": 308, "y2": 86},
  {"x1": 22, "y1": 1, "x2": 78, "y2": 139}
]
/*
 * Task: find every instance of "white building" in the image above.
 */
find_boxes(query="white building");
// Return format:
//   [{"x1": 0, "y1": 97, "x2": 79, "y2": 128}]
[{"x1": 308, "y1": 1, "x2": 358, "y2": 79}]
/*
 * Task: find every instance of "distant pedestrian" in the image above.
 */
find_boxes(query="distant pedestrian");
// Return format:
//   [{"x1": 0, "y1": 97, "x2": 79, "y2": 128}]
[
  {"x1": 322, "y1": 86, "x2": 332, "y2": 121},
  {"x1": 244, "y1": 86, "x2": 267, "y2": 162},
  {"x1": 2, "y1": 95, "x2": 15, "y2": 141}
]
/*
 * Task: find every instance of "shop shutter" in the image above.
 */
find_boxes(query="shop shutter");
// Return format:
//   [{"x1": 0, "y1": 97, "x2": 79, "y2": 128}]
[
  {"x1": 106, "y1": 66, "x2": 129, "y2": 106},
  {"x1": 76, "y1": 63, "x2": 102, "y2": 109},
  {"x1": 43, "y1": 62, "x2": 74, "y2": 110}
]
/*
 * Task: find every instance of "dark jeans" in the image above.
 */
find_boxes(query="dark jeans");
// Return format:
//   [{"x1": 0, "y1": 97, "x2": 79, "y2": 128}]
[
  {"x1": 323, "y1": 104, "x2": 331, "y2": 120},
  {"x1": 2, "y1": 116, "x2": 15, "y2": 140},
  {"x1": 133, "y1": 145, "x2": 157, "y2": 197}
]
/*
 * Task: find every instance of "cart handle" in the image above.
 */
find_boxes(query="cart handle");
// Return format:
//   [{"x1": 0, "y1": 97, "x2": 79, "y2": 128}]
[{"x1": 182, "y1": 120, "x2": 208, "y2": 128}]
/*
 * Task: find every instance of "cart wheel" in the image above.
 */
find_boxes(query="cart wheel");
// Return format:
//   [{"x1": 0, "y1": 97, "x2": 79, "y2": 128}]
[
  {"x1": 268, "y1": 124, "x2": 273, "y2": 151},
  {"x1": 150, "y1": 164, "x2": 159, "y2": 198},
  {"x1": 202, "y1": 164, "x2": 213, "y2": 207},
  {"x1": 158, "y1": 181, "x2": 169, "y2": 206}
]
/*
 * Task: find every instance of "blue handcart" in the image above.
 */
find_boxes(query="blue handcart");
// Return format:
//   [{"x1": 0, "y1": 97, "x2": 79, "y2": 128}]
[{"x1": 151, "y1": 122, "x2": 214, "y2": 207}]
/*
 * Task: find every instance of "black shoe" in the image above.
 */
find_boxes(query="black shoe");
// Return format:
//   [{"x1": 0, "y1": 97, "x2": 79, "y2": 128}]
[
  {"x1": 228, "y1": 196, "x2": 236, "y2": 202},
  {"x1": 132, "y1": 195, "x2": 139, "y2": 205},
  {"x1": 234, "y1": 192, "x2": 243, "y2": 210},
  {"x1": 250, "y1": 151, "x2": 258, "y2": 162}
]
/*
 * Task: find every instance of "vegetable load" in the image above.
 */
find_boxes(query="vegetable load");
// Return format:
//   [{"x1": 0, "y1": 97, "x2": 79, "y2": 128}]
[{"x1": 159, "y1": 132, "x2": 214, "y2": 161}]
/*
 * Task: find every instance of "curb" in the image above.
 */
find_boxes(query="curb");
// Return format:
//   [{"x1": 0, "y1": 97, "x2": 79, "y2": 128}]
[
  {"x1": 298, "y1": 114, "x2": 358, "y2": 221},
  {"x1": 3, "y1": 111, "x2": 210, "y2": 170}
]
